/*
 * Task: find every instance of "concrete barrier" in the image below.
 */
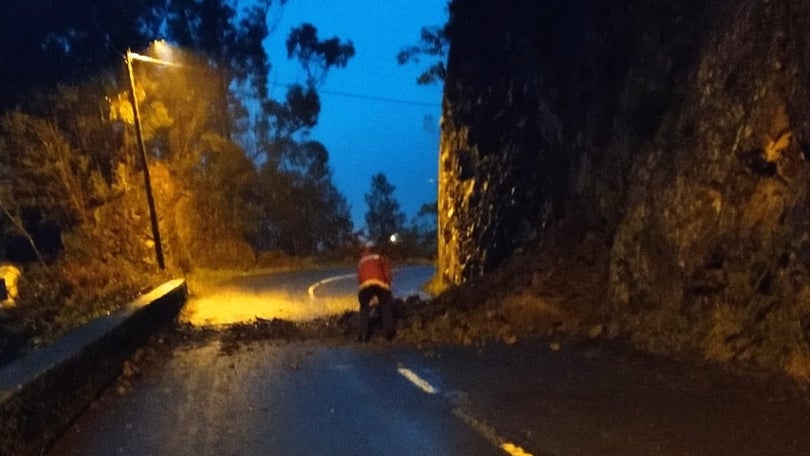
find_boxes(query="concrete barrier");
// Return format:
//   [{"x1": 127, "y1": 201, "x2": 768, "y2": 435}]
[{"x1": 0, "y1": 279, "x2": 187, "y2": 456}]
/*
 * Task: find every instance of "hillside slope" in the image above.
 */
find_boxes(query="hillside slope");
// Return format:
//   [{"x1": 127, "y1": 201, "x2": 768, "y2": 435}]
[{"x1": 437, "y1": 0, "x2": 810, "y2": 379}]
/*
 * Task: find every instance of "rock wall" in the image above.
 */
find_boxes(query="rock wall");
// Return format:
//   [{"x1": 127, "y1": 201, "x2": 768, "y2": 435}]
[{"x1": 439, "y1": 0, "x2": 810, "y2": 374}]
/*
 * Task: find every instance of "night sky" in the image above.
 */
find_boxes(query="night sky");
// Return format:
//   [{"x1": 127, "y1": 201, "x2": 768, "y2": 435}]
[{"x1": 263, "y1": 0, "x2": 448, "y2": 229}]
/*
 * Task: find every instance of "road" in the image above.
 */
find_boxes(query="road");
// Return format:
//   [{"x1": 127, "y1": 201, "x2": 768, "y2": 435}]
[
  {"x1": 179, "y1": 265, "x2": 433, "y2": 326},
  {"x1": 46, "y1": 267, "x2": 810, "y2": 456}
]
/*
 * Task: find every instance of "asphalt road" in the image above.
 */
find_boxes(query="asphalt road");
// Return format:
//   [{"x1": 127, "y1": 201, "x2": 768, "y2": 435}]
[
  {"x1": 46, "y1": 267, "x2": 810, "y2": 456},
  {"x1": 180, "y1": 265, "x2": 433, "y2": 326}
]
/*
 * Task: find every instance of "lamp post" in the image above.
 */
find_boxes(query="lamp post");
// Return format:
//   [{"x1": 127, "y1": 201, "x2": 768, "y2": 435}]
[{"x1": 125, "y1": 48, "x2": 180, "y2": 270}]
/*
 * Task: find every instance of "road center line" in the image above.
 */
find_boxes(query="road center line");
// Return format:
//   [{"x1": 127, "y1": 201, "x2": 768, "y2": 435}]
[
  {"x1": 307, "y1": 273, "x2": 355, "y2": 299},
  {"x1": 397, "y1": 364, "x2": 535, "y2": 456},
  {"x1": 396, "y1": 366, "x2": 438, "y2": 394},
  {"x1": 306, "y1": 266, "x2": 429, "y2": 299}
]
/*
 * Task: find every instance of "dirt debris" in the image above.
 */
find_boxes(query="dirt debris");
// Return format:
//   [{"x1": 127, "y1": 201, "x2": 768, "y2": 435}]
[{"x1": 169, "y1": 288, "x2": 584, "y2": 352}]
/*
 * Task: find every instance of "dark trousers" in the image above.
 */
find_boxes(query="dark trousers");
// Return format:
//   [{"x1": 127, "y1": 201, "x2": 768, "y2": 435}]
[{"x1": 357, "y1": 285, "x2": 395, "y2": 340}]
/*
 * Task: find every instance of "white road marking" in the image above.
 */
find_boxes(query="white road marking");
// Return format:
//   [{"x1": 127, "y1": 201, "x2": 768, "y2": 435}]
[
  {"x1": 398, "y1": 363, "x2": 535, "y2": 456},
  {"x1": 397, "y1": 366, "x2": 438, "y2": 394},
  {"x1": 453, "y1": 408, "x2": 535, "y2": 455},
  {"x1": 306, "y1": 266, "x2": 434, "y2": 299},
  {"x1": 307, "y1": 273, "x2": 355, "y2": 299}
]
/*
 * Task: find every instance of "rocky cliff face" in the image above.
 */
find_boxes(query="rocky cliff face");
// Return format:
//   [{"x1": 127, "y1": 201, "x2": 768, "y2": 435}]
[{"x1": 438, "y1": 0, "x2": 810, "y2": 377}]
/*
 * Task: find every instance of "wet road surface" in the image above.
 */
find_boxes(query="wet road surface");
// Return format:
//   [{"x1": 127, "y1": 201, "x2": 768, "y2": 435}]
[
  {"x1": 47, "y1": 334, "x2": 810, "y2": 456},
  {"x1": 48, "y1": 341, "x2": 507, "y2": 455},
  {"x1": 45, "y1": 266, "x2": 810, "y2": 455}
]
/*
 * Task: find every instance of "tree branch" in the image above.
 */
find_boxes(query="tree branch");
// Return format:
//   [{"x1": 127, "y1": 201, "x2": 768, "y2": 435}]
[{"x1": 0, "y1": 200, "x2": 48, "y2": 269}]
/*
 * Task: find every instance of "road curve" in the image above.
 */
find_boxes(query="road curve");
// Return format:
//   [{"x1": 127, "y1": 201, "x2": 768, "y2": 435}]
[{"x1": 180, "y1": 265, "x2": 434, "y2": 326}]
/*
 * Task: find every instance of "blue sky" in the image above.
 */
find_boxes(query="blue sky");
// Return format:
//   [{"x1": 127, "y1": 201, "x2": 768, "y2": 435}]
[{"x1": 263, "y1": 0, "x2": 448, "y2": 230}]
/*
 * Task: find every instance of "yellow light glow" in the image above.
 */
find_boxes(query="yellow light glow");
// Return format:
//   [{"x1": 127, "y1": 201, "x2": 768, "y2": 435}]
[
  {"x1": 180, "y1": 289, "x2": 356, "y2": 327},
  {"x1": 151, "y1": 39, "x2": 174, "y2": 63}
]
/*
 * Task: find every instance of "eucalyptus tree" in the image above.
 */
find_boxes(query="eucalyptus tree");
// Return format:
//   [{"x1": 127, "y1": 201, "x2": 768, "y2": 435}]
[
  {"x1": 255, "y1": 139, "x2": 351, "y2": 256},
  {"x1": 253, "y1": 23, "x2": 356, "y2": 255},
  {"x1": 397, "y1": 25, "x2": 448, "y2": 85}
]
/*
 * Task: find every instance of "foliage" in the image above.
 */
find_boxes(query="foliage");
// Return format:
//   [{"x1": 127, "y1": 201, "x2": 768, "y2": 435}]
[
  {"x1": 364, "y1": 173, "x2": 406, "y2": 245},
  {"x1": 249, "y1": 22, "x2": 358, "y2": 256},
  {"x1": 2, "y1": 252, "x2": 164, "y2": 363},
  {"x1": 0, "y1": 0, "x2": 165, "y2": 111},
  {"x1": 286, "y1": 23, "x2": 356, "y2": 86},
  {"x1": 0, "y1": 0, "x2": 279, "y2": 111},
  {"x1": 397, "y1": 26, "x2": 448, "y2": 85},
  {"x1": 260, "y1": 85, "x2": 322, "y2": 137},
  {"x1": 0, "y1": 111, "x2": 93, "y2": 225},
  {"x1": 255, "y1": 140, "x2": 353, "y2": 256},
  {"x1": 0, "y1": 0, "x2": 361, "y2": 355},
  {"x1": 197, "y1": 133, "x2": 259, "y2": 232},
  {"x1": 0, "y1": 86, "x2": 170, "y2": 352}
]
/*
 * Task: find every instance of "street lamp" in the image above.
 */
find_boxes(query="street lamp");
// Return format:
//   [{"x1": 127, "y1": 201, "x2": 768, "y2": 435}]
[{"x1": 125, "y1": 47, "x2": 182, "y2": 270}]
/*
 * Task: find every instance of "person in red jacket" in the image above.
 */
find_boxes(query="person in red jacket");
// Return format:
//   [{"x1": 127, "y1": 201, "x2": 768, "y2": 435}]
[{"x1": 356, "y1": 243, "x2": 395, "y2": 341}]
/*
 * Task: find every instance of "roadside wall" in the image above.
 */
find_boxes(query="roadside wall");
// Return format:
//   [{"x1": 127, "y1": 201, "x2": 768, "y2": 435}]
[{"x1": 0, "y1": 279, "x2": 187, "y2": 456}]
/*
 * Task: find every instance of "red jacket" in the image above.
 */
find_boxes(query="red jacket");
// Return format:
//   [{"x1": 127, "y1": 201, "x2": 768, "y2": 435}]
[{"x1": 357, "y1": 248, "x2": 392, "y2": 290}]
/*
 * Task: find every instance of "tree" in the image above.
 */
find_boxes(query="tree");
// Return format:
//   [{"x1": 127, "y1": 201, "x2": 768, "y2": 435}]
[
  {"x1": 0, "y1": 0, "x2": 362, "y2": 354},
  {"x1": 0, "y1": 111, "x2": 92, "y2": 225},
  {"x1": 0, "y1": 0, "x2": 357, "y2": 265},
  {"x1": 163, "y1": 0, "x2": 276, "y2": 138},
  {"x1": 254, "y1": 140, "x2": 353, "y2": 256},
  {"x1": 251, "y1": 23, "x2": 356, "y2": 255},
  {"x1": 107, "y1": 39, "x2": 262, "y2": 268},
  {"x1": 0, "y1": 0, "x2": 165, "y2": 112},
  {"x1": 0, "y1": 0, "x2": 278, "y2": 270},
  {"x1": 364, "y1": 173, "x2": 405, "y2": 245},
  {"x1": 397, "y1": 25, "x2": 448, "y2": 85},
  {"x1": 286, "y1": 23, "x2": 355, "y2": 87},
  {"x1": 257, "y1": 23, "x2": 355, "y2": 139}
]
